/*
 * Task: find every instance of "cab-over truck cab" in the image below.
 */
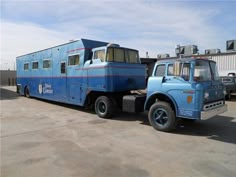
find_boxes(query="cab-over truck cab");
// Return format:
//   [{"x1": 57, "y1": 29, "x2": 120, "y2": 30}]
[{"x1": 145, "y1": 58, "x2": 227, "y2": 132}]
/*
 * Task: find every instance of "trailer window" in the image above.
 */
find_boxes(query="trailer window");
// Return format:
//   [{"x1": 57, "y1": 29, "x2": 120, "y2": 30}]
[
  {"x1": 114, "y1": 48, "x2": 125, "y2": 62},
  {"x1": 32, "y1": 61, "x2": 38, "y2": 69},
  {"x1": 106, "y1": 47, "x2": 139, "y2": 63},
  {"x1": 24, "y1": 63, "x2": 29, "y2": 70},
  {"x1": 106, "y1": 48, "x2": 113, "y2": 62},
  {"x1": 127, "y1": 50, "x2": 139, "y2": 63},
  {"x1": 43, "y1": 60, "x2": 51, "y2": 68},
  {"x1": 68, "y1": 54, "x2": 80, "y2": 66},
  {"x1": 94, "y1": 50, "x2": 105, "y2": 62},
  {"x1": 155, "y1": 64, "x2": 165, "y2": 76}
]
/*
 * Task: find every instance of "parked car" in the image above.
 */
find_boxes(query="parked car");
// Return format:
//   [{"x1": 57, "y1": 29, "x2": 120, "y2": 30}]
[{"x1": 221, "y1": 76, "x2": 236, "y2": 100}]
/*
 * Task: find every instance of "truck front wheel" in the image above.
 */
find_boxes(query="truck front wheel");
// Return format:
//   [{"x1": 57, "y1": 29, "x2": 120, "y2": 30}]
[
  {"x1": 148, "y1": 101, "x2": 177, "y2": 132},
  {"x1": 95, "y1": 96, "x2": 114, "y2": 118}
]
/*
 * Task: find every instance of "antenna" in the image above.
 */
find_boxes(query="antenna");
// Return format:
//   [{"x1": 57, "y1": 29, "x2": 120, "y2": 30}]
[{"x1": 146, "y1": 52, "x2": 149, "y2": 58}]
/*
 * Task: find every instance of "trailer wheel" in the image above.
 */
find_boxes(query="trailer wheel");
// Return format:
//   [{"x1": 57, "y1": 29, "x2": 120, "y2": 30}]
[
  {"x1": 148, "y1": 101, "x2": 177, "y2": 132},
  {"x1": 24, "y1": 87, "x2": 30, "y2": 98},
  {"x1": 95, "y1": 96, "x2": 114, "y2": 118}
]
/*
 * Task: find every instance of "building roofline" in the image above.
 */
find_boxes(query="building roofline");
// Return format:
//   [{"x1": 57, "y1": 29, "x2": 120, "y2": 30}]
[{"x1": 141, "y1": 51, "x2": 236, "y2": 61}]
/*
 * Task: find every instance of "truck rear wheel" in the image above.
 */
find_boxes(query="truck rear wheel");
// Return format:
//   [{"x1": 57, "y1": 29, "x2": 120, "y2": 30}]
[
  {"x1": 95, "y1": 96, "x2": 114, "y2": 118},
  {"x1": 148, "y1": 101, "x2": 177, "y2": 132}
]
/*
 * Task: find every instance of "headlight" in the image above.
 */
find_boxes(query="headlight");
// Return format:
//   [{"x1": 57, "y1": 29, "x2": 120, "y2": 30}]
[{"x1": 204, "y1": 92, "x2": 209, "y2": 99}]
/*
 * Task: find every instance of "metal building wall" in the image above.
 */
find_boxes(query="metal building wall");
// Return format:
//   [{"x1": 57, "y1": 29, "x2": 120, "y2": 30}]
[
  {"x1": 211, "y1": 54, "x2": 236, "y2": 70},
  {"x1": 207, "y1": 53, "x2": 236, "y2": 76},
  {"x1": 0, "y1": 70, "x2": 16, "y2": 86}
]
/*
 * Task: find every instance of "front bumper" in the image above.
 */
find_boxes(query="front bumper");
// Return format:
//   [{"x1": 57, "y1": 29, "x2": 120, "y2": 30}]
[{"x1": 201, "y1": 104, "x2": 227, "y2": 120}]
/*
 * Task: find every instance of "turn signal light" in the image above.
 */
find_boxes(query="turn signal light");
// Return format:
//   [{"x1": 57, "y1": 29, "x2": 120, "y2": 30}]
[{"x1": 187, "y1": 96, "x2": 192, "y2": 104}]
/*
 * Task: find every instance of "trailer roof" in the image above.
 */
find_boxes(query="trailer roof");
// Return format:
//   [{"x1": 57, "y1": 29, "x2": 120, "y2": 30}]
[{"x1": 16, "y1": 38, "x2": 109, "y2": 58}]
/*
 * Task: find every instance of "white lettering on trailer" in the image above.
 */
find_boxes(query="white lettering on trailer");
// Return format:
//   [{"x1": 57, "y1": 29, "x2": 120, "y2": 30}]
[
  {"x1": 43, "y1": 83, "x2": 54, "y2": 94},
  {"x1": 39, "y1": 83, "x2": 53, "y2": 94}
]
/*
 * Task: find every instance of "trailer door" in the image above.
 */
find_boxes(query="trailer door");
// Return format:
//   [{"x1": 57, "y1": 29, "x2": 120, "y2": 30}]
[{"x1": 59, "y1": 61, "x2": 67, "y2": 100}]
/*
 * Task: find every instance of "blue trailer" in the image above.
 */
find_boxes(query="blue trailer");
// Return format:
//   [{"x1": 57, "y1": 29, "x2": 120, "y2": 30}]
[
  {"x1": 17, "y1": 39, "x2": 227, "y2": 132},
  {"x1": 16, "y1": 39, "x2": 146, "y2": 118}
]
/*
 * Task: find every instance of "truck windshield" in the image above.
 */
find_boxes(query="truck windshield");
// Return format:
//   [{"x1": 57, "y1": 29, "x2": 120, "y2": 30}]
[
  {"x1": 106, "y1": 47, "x2": 139, "y2": 63},
  {"x1": 194, "y1": 60, "x2": 219, "y2": 81}
]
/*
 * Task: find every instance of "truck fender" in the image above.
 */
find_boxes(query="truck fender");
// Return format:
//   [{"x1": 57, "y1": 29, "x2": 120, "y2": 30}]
[{"x1": 144, "y1": 91, "x2": 178, "y2": 114}]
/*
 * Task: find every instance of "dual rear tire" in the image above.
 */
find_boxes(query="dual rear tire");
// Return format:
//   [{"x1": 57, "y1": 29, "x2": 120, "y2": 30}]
[{"x1": 95, "y1": 96, "x2": 114, "y2": 118}]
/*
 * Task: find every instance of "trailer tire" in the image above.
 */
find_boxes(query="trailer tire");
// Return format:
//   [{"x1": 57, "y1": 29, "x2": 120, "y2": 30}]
[
  {"x1": 148, "y1": 101, "x2": 177, "y2": 132},
  {"x1": 24, "y1": 87, "x2": 30, "y2": 98},
  {"x1": 95, "y1": 96, "x2": 114, "y2": 118}
]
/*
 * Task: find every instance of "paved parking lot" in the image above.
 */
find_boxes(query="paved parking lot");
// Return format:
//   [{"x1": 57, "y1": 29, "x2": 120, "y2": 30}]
[{"x1": 1, "y1": 86, "x2": 236, "y2": 177}]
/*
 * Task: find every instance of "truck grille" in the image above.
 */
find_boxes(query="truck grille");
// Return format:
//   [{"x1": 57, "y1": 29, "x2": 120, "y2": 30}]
[{"x1": 203, "y1": 100, "x2": 224, "y2": 111}]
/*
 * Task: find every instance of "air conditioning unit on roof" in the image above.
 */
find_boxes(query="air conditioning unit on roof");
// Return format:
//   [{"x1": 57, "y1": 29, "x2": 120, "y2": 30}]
[
  {"x1": 157, "y1": 54, "x2": 170, "y2": 59},
  {"x1": 205, "y1": 49, "x2": 221, "y2": 54},
  {"x1": 226, "y1": 40, "x2": 236, "y2": 52},
  {"x1": 175, "y1": 45, "x2": 198, "y2": 57}
]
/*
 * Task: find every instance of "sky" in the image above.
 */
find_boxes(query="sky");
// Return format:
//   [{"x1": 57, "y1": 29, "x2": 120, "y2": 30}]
[{"x1": 1, "y1": 0, "x2": 236, "y2": 70}]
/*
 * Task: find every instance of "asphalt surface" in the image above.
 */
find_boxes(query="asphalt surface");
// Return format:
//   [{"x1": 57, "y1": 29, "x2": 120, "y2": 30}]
[{"x1": 1, "y1": 86, "x2": 236, "y2": 177}]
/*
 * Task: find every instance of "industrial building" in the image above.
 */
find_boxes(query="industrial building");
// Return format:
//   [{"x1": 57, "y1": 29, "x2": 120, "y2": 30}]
[
  {"x1": 0, "y1": 70, "x2": 16, "y2": 86},
  {"x1": 141, "y1": 40, "x2": 236, "y2": 77}
]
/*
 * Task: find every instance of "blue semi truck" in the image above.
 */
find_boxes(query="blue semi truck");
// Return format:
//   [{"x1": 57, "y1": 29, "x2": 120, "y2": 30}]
[{"x1": 16, "y1": 39, "x2": 227, "y2": 131}]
